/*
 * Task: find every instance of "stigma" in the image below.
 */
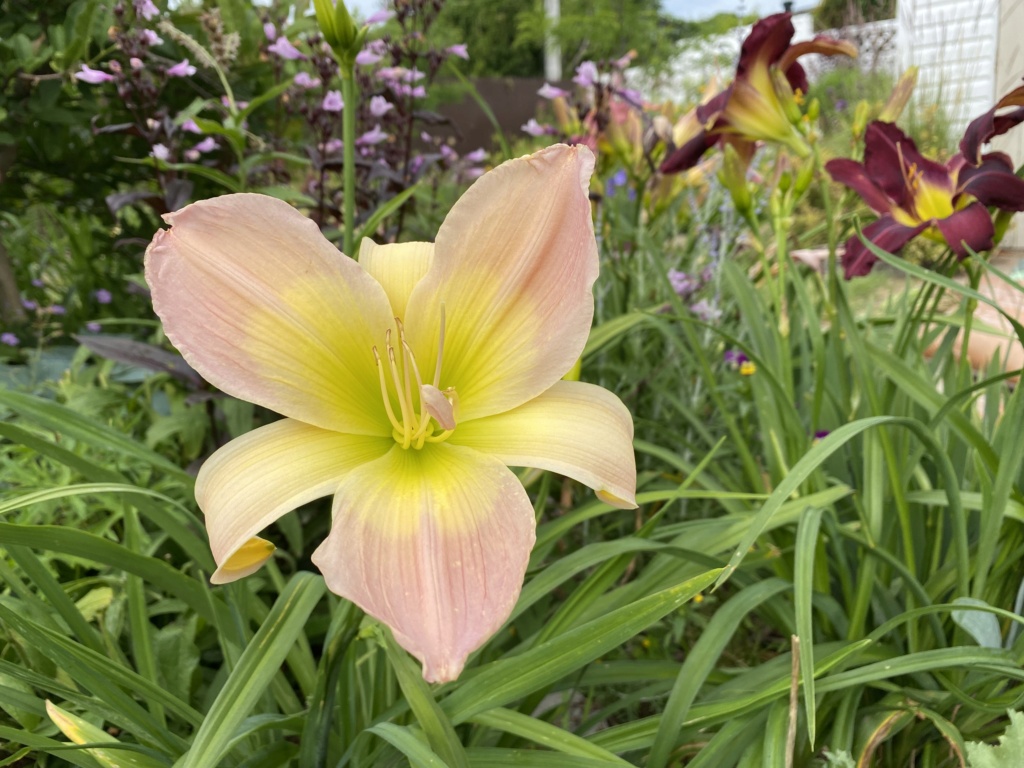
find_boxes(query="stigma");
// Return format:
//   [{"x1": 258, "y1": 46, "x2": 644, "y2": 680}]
[{"x1": 372, "y1": 306, "x2": 458, "y2": 450}]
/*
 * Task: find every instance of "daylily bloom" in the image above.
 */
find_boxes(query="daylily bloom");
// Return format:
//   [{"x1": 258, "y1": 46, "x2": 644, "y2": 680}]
[
  {"x1": 960, "y1": 79, "x2": 1024, "y2": 165},
  {"x1": 826, "y1": 121, "x2": 1024, "y2": 277},
  {"x1": 144, "y1": 145, "x2": 636, "y2": 683},
  {"x1": 661, "y1": 13, "x2": 856, "y2": 174}
]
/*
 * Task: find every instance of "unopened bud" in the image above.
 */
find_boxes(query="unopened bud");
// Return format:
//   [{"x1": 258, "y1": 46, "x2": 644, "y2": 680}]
[
  {"x1": 778, "y1": 170, "x2": 792, "y2": 192},
  {"x1": 807, "y1": 97, "x2": 820, "y2": 122},
  {"x1": 719, "y1": 142, "x2": 751, "y2": 213},
  {"x1": 793, "y1": 160, "x2": 815, "y2": 195},
  {"x1": 852, "y1": 100, "x2": 870, "y2": 139},
  {"x1": 771, "y1": 68, "x2": 803, "y2": 125},
  {"x1": 878, "y1": 66, "x2": 918, "y2": 123}
]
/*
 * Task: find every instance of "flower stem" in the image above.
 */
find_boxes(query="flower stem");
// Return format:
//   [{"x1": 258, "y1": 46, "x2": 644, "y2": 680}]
[{"x1": 342, "y1": 71, "x2": 357, "y2": 256}]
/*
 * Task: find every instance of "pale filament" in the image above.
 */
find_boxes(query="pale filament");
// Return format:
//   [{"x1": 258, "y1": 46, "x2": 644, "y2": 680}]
[{"x1": 374, "y1": 307, "x2": 453, "y2": 450}]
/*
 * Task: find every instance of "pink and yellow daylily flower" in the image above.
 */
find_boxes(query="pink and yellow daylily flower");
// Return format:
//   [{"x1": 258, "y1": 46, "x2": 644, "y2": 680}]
[
  {"x1": 145, "y1": 144, "x2": 637, "y2": 683},
  {"x1": 661, "y1": 12, "x2": 856, "y2": 174}
]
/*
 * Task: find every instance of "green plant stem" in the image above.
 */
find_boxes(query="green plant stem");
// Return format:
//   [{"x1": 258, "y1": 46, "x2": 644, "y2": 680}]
[{"x1": 342, "y1": 73, "x2": 357, "y2": 256}]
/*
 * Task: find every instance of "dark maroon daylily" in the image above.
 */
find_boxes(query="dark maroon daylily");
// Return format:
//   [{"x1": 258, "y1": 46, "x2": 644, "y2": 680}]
[
  {"x1": 960, "y1": 79, "x2": 1024, "y2": 165},
  {"x1": 827, "y1": 121, "x2": 1024, "y2": 278},
  {"x1": 662, "y1": 13, "x2": 856, "y2": 174}
]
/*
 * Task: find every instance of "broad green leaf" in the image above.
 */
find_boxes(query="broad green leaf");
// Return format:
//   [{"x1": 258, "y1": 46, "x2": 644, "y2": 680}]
[{"x1": 967, "y1": 710, "x2": 1024, "y2": 768}]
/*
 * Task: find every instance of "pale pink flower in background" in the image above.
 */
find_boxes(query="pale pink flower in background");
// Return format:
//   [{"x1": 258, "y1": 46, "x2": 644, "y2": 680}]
[
  {"x1": 167, "y1": 59, "x2": 196, "y2": 77},
  {"x1": 133, "y1": 0, "x2": 159, "y2": 20},
  {"x1": 130, "y1": 57, "x2": 144, "y2": 70},
  {"x1": 194, "y1": 137, "x2": 218, "y2": 153},
  {"x1": 268, "y1": 37, "x2": 305, "y2": 60},
  {"x1": 184, "y1": 149, "x2": 201, "y2": 162},
  {"x1": 446, "y1": 44, "x2": 469, "y2": 60},
  {"x1": 356, "y1": 49, "x2": 383, "y2": 66},
  {"x1": 293, "y1": 72, "x2": 321, "y2": 89},
  {"x1": 263, "y1": 22, "x2": 277, "y2": 41},
  {"x1": 573, "y1": 60, "x2": 598, "y2": 87},
  {"x1": 181, "y1": 119, "x2": 203, "y2": 134},
  {"x1": 323, "y1": 138, "x2": 343, "y2": 153},
  {"x1": 366, "y1": 9, "x2": 394, "y2": 23},
  {"x1": 150, "y1": 144, "x2": 170, "y2": 161},
  {"x1": 144, "y1": 144, "x2": 636, "y2": 683},
  {"x1": 521, "y1": 118, "x2": 552, "y2": 137},
  {"x1": 74, "y1": 65, "x2": 114, "y2": 84},
  {"x1": 108, "y1": 60, "x2": 122, "y2": 73},
  {"x1": 140, "y1": 29, "x2": 162, "y2": 46},
  {"x1": 356, "y1": 125, "x2": 389, "y2": 146},
  {"x1": 94, "y1": 289, "x2": 113, "y2": 304},
  {"x1": 538, "y1": 82, "x2": 569, "y2": 100},
  {"x1": 462, "y1": 166, "x2": 486, "y2": 179},
  {"x1": 322, "y1": 90, "x2": 344, "y2": 112},
  {"x1": 464, "y1": 148, "x2": 487, "y2": 163},
  {"x1": 86, "y1": 322, "x2": 102, "y2": 333},
  {"x1": 1, "y1": 333, "x2": 19, "y2": 346},
  {"x1": 369, "y1": 95, "x2": 393, "y2": 117}
]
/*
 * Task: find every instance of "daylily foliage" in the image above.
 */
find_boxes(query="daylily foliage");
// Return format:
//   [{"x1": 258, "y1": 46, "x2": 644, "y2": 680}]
[{"x1": 145, "y1": 145, "x2": 637, "y2": 682}]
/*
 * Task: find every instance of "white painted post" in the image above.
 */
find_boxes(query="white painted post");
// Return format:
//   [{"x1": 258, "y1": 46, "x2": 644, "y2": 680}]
[
  {"x1": 544, "y1": 0, "x2": 562, "y2": 82},
  {"x1": 993, "y1": 0, "x2": 1024, "y2": 249}
]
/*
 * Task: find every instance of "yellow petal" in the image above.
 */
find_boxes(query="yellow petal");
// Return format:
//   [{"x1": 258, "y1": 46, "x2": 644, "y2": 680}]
[
  {"x1": 451, "y1": 380, "x2": 637, "y2": 508},
  {"x1": 358, "y1": 239, "x2": 433, "y2": 320},
  {"x1": 311, "y1": 442, "x2": 536, "y2": 683},
  {"x1": 146, "y1": 194, "x2": 394, "y2": 435},
  {"x1": 404, "y1": 144, "x2": 599, "y2": 422},
  {"x1": 197, "y1": 418, "x2": 391, "y2": 584}
]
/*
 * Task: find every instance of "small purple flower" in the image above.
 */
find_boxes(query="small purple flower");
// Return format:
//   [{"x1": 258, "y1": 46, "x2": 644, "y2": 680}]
[
  {"x1": 440, "y1": 145, "x2": 458, "y2": 162},
  {"x1": 464, "y1": 148, "x2": 487, "y2": 163},
  {"x1": 48, "y1": 305, "x2": 66, "y2": 316},
  {"x1": 85, "y1": 322, "x2": 102, "y2": 333},
  {"x1": 356, "y1": 48, "x2": 383, "y2": 66},
  {"x1": 617, "y1": 88, "x2": 644, "y2": 106},
  {"x1": 184, "y1": 149, "x2": 200, "y2": 162},
  {"x1": 366, "y1": 9, "x2": 395, "y2": 24},
  {"x1": 133, "y1": 0, "x2": 159, "y2": 20},
  {"x1": 74, "y1": 65, "x2": 115, "y2": 84},
  {"x1": 462, "y1": 166, "x2": 485, "y2": 179},
  {"x1": 369, "y1": 95, "x2": 393, "y2": 117},
  {"x1": 357, "y1": 125, "x2": 389, "y2": 146},
  {"x1": 1, "y1": 332, "x2": 18, "y2": 346},
  {"x1": 613, "y1": 51, "x2": 635, "y2": 70},
  {"x1": 521, "y1": 118, "x2": 552, "y2": 137},
  {"x1": 151, "y1": 144, "x2": 170, "y2": 161},
  {"x1": 689, "y1": 299, "x2": 721, "y2": 323},
  {"x1": 167, "y1": 59, "x2": 197, "y2": 77},
  {"x1": 293, "y1": 71, "x2": 321, "y2": 89},
  {"x1": 573, "y1": 60, "x2": 598, "y2": 88},
  {"x1": 31, "y1": 279, "x2": 44, "y2": 288},
  {"x1": 668, "y1": 269, "x2": 700, "y2": 298},
  {"x1": 263, "y1": 22, "x2": 277, "y2": 41},
  {"x1": 813, "y1": 429, "x2": 831, "y2": 439},
  {"x1": 835, "y1": 98, "x2": 847, "y2": 112},
  {"x1": 21, "y1": 299, "x2": 37, "y2": 311},
  {"x1": 323, "y1": 138, "x2": 343, "y2": 154},
  {"x1": 701, "y1": 265, "x2": 715, "y2": 283},
  {"x1": 94, "y1": 289, "x2": 112, "y2": 304},
  {"x1": 194, "y1": 136, "x2": 218, "y2": 153},
  {"x1": 606, "y1": 168, "x2": 628, "y2": 195},
  {"x1": 140, "y1": 29, "x2": 163, "y2": 46},
  {"x1": 446, "y1": 44, "x2": 469, "y2": 60},
  {"x1": 130, "y1": 57, "x2": 144, "y2": 70},
  {"x1": 221, "y1": 96, "x2": 248, "y2": 109},
  {"x1": 723, "y1": 349, "x2": 749, "y2": 366},
  {"x1": 180, "y1": 118, "x2": 203, "y2": 134},
  {"x1": 268, "y1": 37, "x2": 306, "y2": 60},
  {"x1": 538, "y1": 82, "x2": 570, "y2": 100},
  {"x1": 322, "y1": 90, "x2": 344, "y2": 112}
]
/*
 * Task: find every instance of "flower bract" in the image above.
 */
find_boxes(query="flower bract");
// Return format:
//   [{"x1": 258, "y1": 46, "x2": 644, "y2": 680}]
[{"x1": 145, "y1": 144, "x2": 637, "y2": 683}]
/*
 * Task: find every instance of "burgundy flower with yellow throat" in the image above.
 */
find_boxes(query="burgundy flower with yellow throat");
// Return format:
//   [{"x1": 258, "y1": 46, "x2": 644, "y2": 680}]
[
  {"x1": 661, "y1": 12, "x2": 856, "y2": 174},
  {"x1": 826, "y1": 115, "x2": 1024, "y2": 278},
  {"x1": 145, "y1": 145, "x2": 637, "y2": 683}
]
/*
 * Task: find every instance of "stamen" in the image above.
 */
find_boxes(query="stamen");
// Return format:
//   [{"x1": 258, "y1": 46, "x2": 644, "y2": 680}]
[
  {"x1": 434, "y1": 303, "x2": 446, "y2": 389},
  {"x1": 402, "y1": 339, "x2": 432, "y2": 447},
  {"x1": 387, "y1": 343, "x2": 412, "y2": 449},
  {"x1": 373, "y1": 347, "x2": 403, "y2": 433}
]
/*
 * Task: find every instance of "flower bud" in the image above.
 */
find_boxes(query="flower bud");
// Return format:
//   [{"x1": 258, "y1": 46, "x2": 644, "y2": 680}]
[
  {"x1": 770, "y1": 68, "x2": 803, "y2": 125},
  {"x1": 793, "y1": 160, "x2": 815, "y2": 195},
  {"x1": 878, "y1": 67, "x2": 918, "y2": 123},
  {"x1": 852, "y1": 100, "x2": 870, "y2": 140},
  {"x1": 719, "y1": 142, "x2": 751, "y2": 214}
]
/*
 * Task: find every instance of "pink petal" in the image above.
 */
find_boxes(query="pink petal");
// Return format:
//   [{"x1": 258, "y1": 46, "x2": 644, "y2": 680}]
[
  {"x1": 145, "y1": 193, "x2": 395, "y2": 435},
  {"x1": 451, "y1": 380, "x2": 637, "y2": 508},
  {"x1": 198, "y1": 419, "x2": 391, "y2": 583},
  {"x1": 403, "y1": 144, "x2": 599, "y2": 423},
  {"x1": 311, "y1": 443, "x2": 536, "y2": 683}
]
